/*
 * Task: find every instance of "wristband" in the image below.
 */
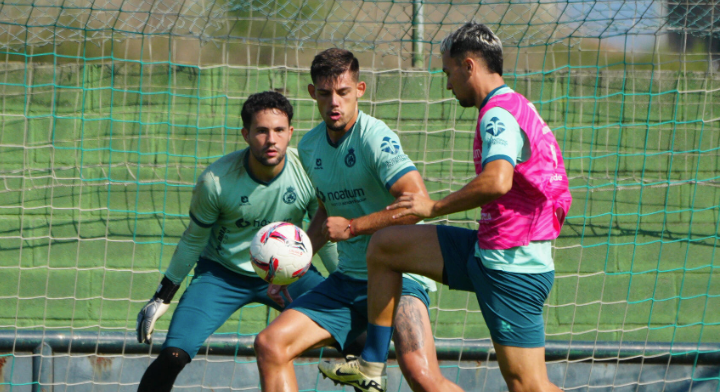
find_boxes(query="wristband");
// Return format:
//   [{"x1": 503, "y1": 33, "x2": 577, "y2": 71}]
[
  {"x1": 153, "y1": 276, "x2": 181, "y2": 304},
  {"x1": 348, "y1": 219, "x2": 357, "y2": 237}
]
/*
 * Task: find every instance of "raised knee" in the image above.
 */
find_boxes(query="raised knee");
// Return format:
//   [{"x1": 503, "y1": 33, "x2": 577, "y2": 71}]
[{"x1": 367, "y1": 228, "x2": 397, "y2": 263}]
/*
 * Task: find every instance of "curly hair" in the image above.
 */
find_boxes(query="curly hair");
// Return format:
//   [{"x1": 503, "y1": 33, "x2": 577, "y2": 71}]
[{"x1": 241, "y1": 91, "x2": 293, "y2": 129}]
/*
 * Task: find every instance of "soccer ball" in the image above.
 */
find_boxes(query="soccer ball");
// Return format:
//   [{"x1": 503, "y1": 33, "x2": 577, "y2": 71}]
[{"x1": 250, "y1": 222, "x2": 313, "y2": 285}]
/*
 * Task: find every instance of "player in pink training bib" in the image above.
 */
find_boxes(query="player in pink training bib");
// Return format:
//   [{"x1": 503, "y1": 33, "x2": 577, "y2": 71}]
[
  {"x1": 321, "y1": 22, "x2": 571, "y2": 392},
  {"x1": 474, "y1": 89, "x2": 572, "y2": 250}
]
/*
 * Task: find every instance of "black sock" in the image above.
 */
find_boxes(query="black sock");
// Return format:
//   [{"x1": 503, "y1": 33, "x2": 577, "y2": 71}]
[{"x1": 137, "y1": 347, "x2": 191, "y2": 392}]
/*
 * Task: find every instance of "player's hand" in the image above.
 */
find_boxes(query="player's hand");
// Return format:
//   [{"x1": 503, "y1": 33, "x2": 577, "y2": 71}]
[
  {"x1": 323, "y1": 216, "x2": 353, "y2": 242},
  {"x1": 136, "y1": 276, "x2": 180, "y2": 344},
  {"x1": 136, "y1": 298, "x2": 170, "y2": 344},
  {"x1": 267, "y1": 284, "x2": 293, "y2": 308},
  {"x1": 387, "y1": 192, "x2": 438, "y2": 219}
]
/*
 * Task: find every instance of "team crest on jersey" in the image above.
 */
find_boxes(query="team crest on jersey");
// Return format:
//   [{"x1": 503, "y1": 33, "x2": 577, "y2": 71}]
[
  {"x1": 345, "y1": 148, "x2": 356, "y2": 167},
  {"x1": 315, "y1": 158, "x2": 323, "y2": 169},
  {"x1": 283, "y1": 187, "x2": 297, "y2": 204},
  {"x1": 486, "y1": 117, "x2": 506, "y2": 136},
  {"x1": 380, "y1": 136, "x2": 400, "y2": 155}
]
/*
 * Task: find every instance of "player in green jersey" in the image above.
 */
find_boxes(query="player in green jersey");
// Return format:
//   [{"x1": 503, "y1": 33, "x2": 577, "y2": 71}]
[
  {"x1": 254, "y1": 49, "x2": 464, "y2": 392},
  {"x1": 135, "y1": 91, "x2": 338, "y2": 392}
]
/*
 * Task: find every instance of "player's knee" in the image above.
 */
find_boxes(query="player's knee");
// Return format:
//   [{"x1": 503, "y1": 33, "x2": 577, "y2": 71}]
[
  {"x1": 399, "y1": 357, "x2": 449, "y2": 392},
  {"x1": 253, "y1": 330, "x2": 272, "y2": 360},
  {"x1": 157, "y1": 347, "x2": 191, "y2": 373},
  {"x1": 254, "y1": 329, "x2": 288, "y2": 365},
  {"x1": 401, "y1": 366, "x2": 434, "y2": 392},
  {"x1": 505, "y1": 374, "x2": 554, "y2": 392},
  {"x1": 366, "y1": 239, "x2": 382, "y2": 268},
  {"x1": 367, "y1": 228, "x2": 397, "y2": 264}
]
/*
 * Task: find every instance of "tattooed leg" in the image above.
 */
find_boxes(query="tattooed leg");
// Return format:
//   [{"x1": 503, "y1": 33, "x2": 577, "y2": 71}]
[
  {"x1": 394, "y1": 295, "x2": 465, "y2": 392},
  {"x1": 393, "y1": 296, "x2": 425, "y2": 355}
]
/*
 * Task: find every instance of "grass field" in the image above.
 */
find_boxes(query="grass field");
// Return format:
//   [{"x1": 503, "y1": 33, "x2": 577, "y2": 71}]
[{"x1": 0, "y1": 62, "x2": 718, "y2": 345}]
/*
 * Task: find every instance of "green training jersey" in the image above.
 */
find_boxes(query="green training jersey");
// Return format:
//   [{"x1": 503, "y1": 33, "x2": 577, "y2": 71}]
[
  {"x1": 298, "y1": 111, "x2": 437, "y2": 291},
  {"x1": 164, "y1": 147, "x2": 338, "y2": 282}
]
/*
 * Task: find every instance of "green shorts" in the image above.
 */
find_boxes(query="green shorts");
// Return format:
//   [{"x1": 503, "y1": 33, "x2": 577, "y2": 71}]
[
  {"x1": 163, "y1": 258, "x2": 325, "y2": 358},
  {"x1": 286, "y1": 272, "x2": 430, "y2": 350},
  {"x1": 437, "y1": 225, "x2": 554, "y2": 348}
]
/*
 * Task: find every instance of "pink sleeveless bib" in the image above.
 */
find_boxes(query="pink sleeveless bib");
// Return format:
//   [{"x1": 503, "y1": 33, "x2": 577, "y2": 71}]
[{"x1": 473, "y1": 92, "x2": 572, "y2": 249}]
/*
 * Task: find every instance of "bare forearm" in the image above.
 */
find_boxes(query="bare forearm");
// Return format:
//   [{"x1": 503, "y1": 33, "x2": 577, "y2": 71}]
[
  {"x1": 306, "y1": 204, "x2": 329, "y2": 253},
  {"x1": 431, "y1": 173, "x2": 509, "y2": 218},
  {"x1": 351, "y1": 207, "x2": 420, "y2": 236}
]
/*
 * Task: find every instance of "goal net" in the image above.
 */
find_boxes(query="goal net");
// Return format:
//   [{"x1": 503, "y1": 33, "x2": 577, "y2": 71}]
[{"x1": 0, "y1": 0, "x2": 718, "y2": 391}]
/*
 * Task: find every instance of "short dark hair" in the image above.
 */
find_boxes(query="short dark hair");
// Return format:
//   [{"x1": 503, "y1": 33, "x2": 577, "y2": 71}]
[
  {"x1": 310, "y1": 48, "x2": 360, "y2": 84},
  {"x1": 441, "y1": 22, "x2": 503, "y2": 76},
  {"x1": 241, "y1": 91, "x2": 293, "y2": 129}
]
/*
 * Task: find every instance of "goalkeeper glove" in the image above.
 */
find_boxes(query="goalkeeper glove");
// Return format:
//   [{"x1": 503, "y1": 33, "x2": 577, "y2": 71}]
[{"x1": 136, "y1": 276, "x2": 180, "y2": 344}]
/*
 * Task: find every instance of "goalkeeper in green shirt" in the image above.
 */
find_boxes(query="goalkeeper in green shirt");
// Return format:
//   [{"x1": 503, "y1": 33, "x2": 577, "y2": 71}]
[{"x1": 135, "y1": 91, "x2": 338, "y2": 392}]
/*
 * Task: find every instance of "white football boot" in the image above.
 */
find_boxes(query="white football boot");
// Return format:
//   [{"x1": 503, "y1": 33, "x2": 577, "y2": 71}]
[{"x1": 319, "y1": 356, "x2": 387, "y2": 392}]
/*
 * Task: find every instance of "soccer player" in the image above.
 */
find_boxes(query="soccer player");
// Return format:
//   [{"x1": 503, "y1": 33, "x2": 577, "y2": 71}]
[
  {"x1": 135, "y1": 91, "x2": 338, "y2": 392},
  {"x1": 321, "y1": 23, "x2": 573, "y2": 392},
  {"x1": 254, "y1": 48, "x2": 464, "y2": 392}
]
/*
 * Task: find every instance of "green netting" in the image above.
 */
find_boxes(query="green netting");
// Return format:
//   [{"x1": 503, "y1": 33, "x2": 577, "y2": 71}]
[{"x1": 0, "y1": 0, "x2": 718, "y2": 391}]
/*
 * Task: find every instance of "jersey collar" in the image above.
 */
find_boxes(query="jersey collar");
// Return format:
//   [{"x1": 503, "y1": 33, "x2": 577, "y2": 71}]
[
  {"x1": 478, "y1": 84, "x2": 509, "y2": 112},
  {"x1": 325, "y1": 111, "x2": 360, "y2": 148},
  {"x1": 243, "y1": 149, "x2": 287, "y2": 186}
]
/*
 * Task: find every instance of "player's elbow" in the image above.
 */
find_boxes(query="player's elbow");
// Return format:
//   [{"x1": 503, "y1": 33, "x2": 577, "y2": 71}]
[
  {"x1": 494, "y1": 178, "x2": 513, "y2": 198},
  {"x1": 485, "y1": 179, "x2": 511, "y2": 202},
  {"x1": 480, "y1": 160, "x2": 513, "y2": 200}
]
